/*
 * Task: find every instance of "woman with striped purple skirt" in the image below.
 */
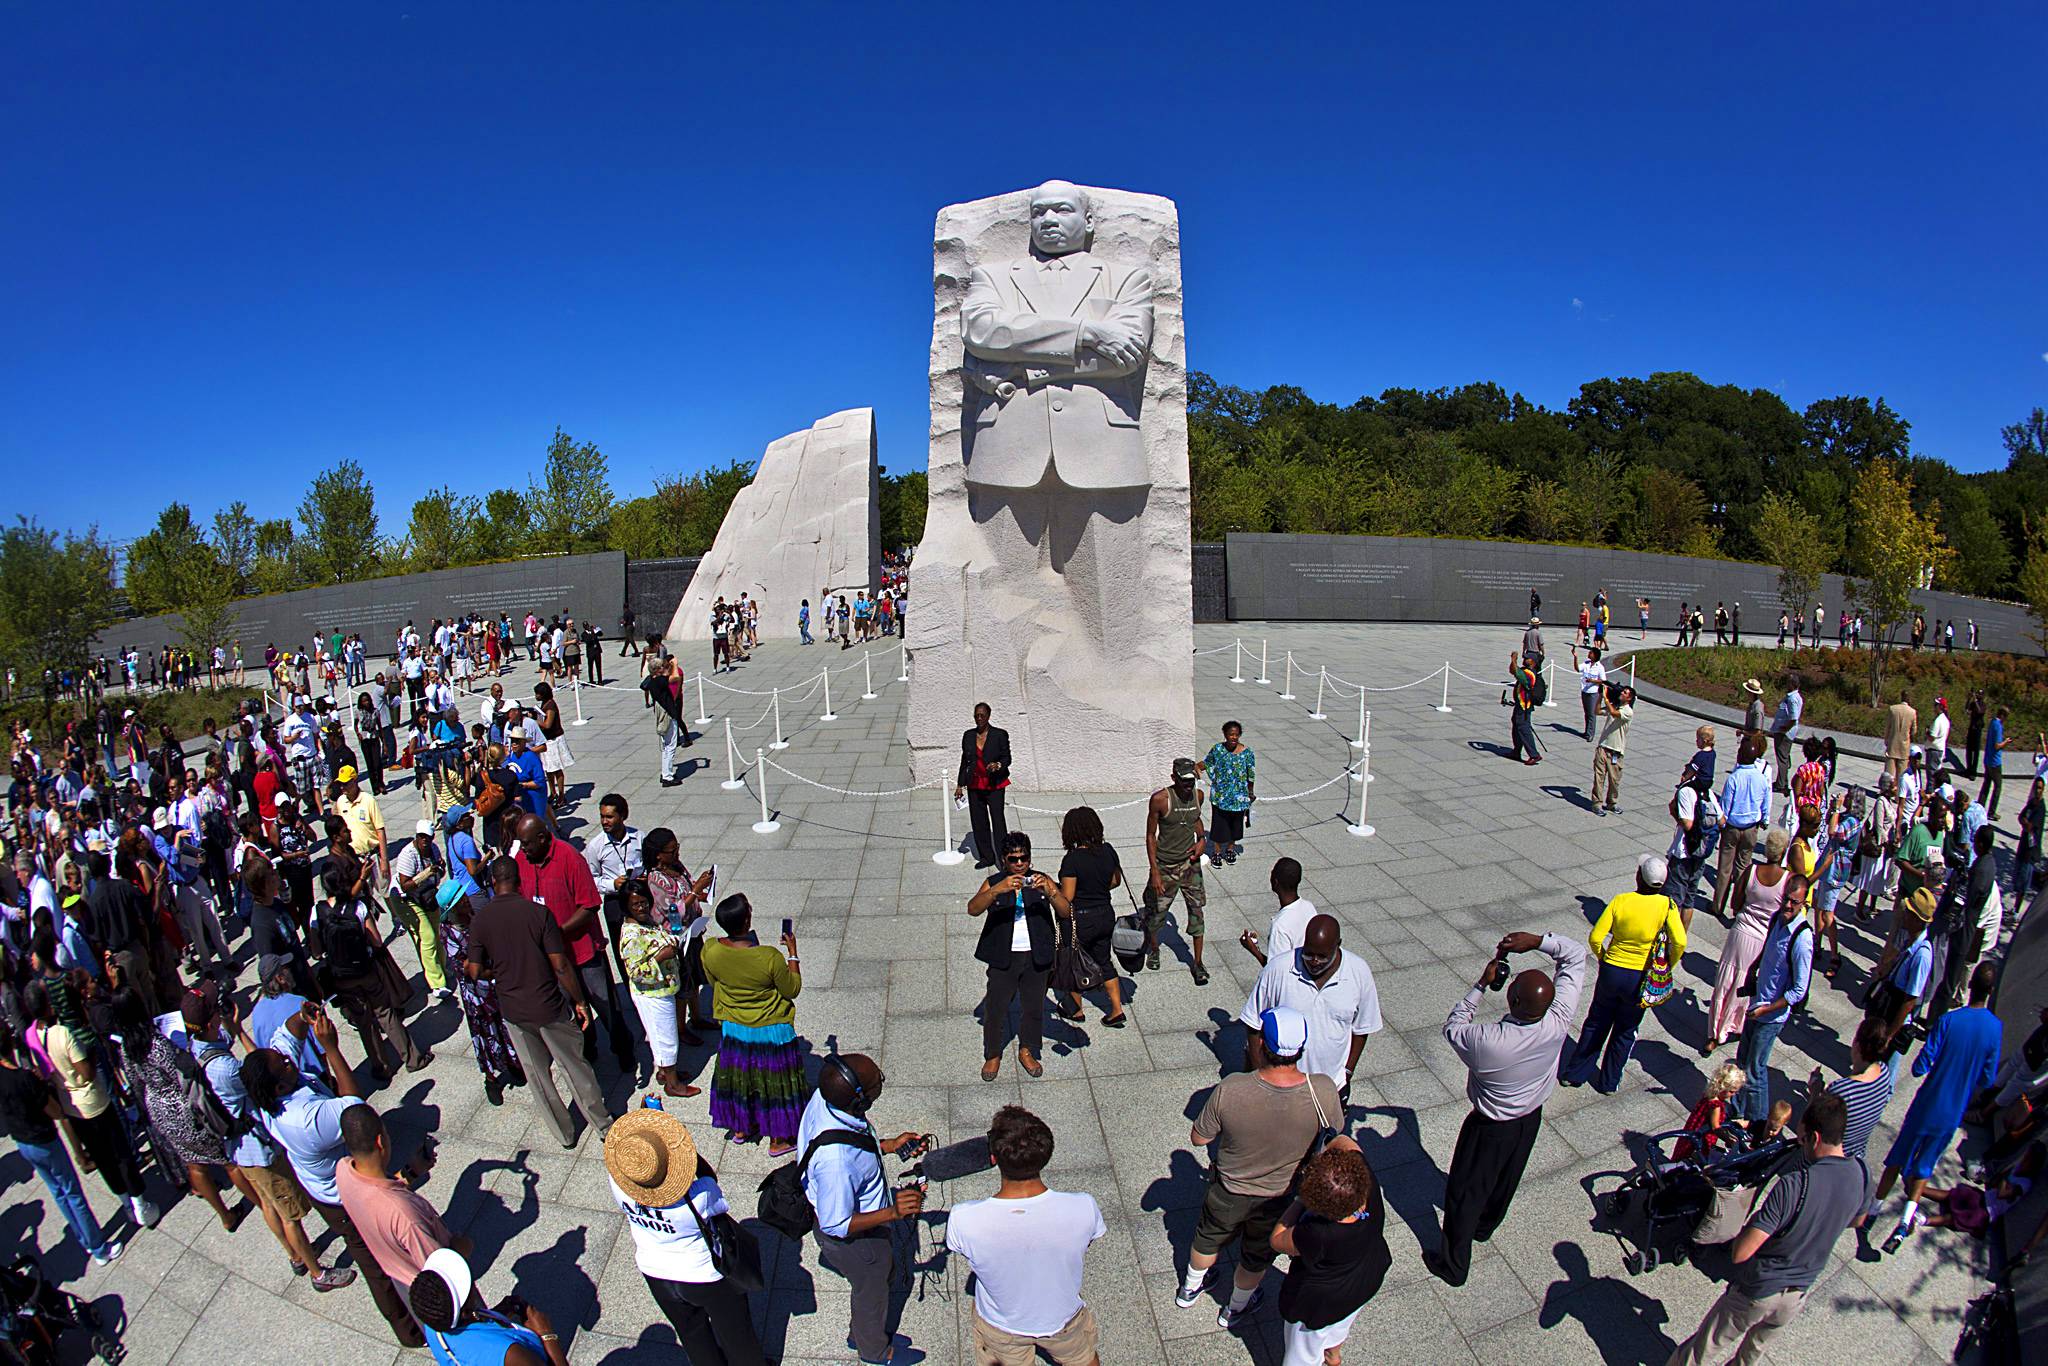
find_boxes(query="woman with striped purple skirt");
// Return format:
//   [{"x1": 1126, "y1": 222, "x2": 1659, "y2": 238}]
[{"x1": 699, "y1": 892, "x2": 806, "y2": 1156}]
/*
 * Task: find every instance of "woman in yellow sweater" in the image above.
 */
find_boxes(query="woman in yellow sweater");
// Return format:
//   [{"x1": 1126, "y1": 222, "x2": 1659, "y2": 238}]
[{"x1": 1558, "y1": 854, "x2": 1687, "y2": 1093}]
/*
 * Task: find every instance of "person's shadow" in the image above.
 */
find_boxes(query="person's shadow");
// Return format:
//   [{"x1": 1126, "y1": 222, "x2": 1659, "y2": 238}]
[
  {"x1": 1541, "y1": 783, "x2": 1597, "y2": 812},
  {"x1": 1467, "y1": 740, "x2": 1515, "y2": 761},
  {"x1": 1350, "y1": 1105, "x2": 1443, "y2": 1248},
  {"x1": 448, "y1": 1151, "x2": 543, "y2": 1278},
  {"x1": 1537, "y1": 1241, "x2": 1673, "y2": 1362},
  {"x1": 514, "y1": 1224, "x2": 600, "y2": 1333}
]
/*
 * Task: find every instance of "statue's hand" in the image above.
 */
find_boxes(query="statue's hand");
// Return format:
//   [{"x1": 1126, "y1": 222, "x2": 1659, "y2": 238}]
[{"x1": 1080, "y1": 320, "x2": 1144, "y2": 367}]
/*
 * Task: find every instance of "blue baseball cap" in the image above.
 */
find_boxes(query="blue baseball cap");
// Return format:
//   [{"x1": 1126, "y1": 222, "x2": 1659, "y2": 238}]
[{"x1": 1260, "y1": 1006, "x2": 1308, "y2": 1058}]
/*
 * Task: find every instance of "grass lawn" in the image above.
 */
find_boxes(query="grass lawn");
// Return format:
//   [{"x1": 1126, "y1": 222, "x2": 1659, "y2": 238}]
[
  {"x1": 2, "y1": 685, "x2": 266, "y2": 749},
  {"x1": 1622, "y1": 644, "x2": 2048, "y2": 751}
]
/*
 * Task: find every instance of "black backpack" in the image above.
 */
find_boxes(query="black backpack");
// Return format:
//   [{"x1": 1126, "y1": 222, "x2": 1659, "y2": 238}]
[
  {"x1": 319, "y1": 902, "x2": 380, "y2": 981},
  {"x1": 756, "y1": 1128, "x2": 879, "y2": 1239},
  {"x1": 201, "y1": 805, "x2": 235, "y2": 854}
]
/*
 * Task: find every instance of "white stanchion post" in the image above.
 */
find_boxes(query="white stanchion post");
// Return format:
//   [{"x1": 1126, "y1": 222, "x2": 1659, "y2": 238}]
[
  {"x1": 897, "y1": 645, "x2": 909, "y2": 683},
  {"x1": 1256, "y1": 639, "x2": 1271, "y2": 685},
  {"x1": 751, "y1": 750, "x2": 780, "y2": 833},
  {"x1": 1627, "y1": 656, "x2": 1636, "y2": 687},
  {"x1": 693, "y1": 672, "x2": 711, "y2": 725},
  {"x1": 770, "y1": 689, "x2": 788, "y2": 750},
  {"x1": 1308, "y1": 667, "x2": 1327, "y2": 720},
  {"x1": 1279, "y1": 652, "x2": 1296, "y2": 701},
  {"x1": 1230, "y1": 639, "x2": 1245, "y2": 684},
  {"x1": 934, "y1": 786, "x2": 967, "y2": 865},
  {"x1": 819, "y1": 668, "x2": 837, "y2": 722},
  {"x1": 1358, "y1": 708, "x2": 1375, "y2": 783},
  {"x1": 1352, "y1": 684, "x2": 1366, "y2": 749},
  {"x1": 571, "y1": 676, "x2": 587, "y2": 726},
  {"x1": 1542, "y1": 658, "x2": 1558, "y2": 707},
  {"x1": 720, "y1": 720, "x2": 746, "y2": 790},
  {"x1": 1435, "y1": 663, "x2": 1453, "y2": 713},
  {"x1": 1348, "y1": 740, "x2": 1376, "y2": 838},
  {"x1": 861, "y1": 652, "x2": 877, "y2": 700}
]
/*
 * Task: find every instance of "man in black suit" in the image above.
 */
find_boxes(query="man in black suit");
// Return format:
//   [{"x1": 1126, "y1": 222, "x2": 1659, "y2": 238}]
[{"x1": 954, "y1": 702, "x2": 1012, "y2": 869}]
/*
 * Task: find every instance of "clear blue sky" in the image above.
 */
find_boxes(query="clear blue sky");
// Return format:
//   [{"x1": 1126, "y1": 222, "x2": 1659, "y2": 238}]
[{"x1": 4, "y1": 3, "x2": 2041, "y2": 544}]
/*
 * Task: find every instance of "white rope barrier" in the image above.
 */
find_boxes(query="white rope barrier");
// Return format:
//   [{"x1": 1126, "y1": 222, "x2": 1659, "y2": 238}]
[{"x1": 760, "y1": 757, "x2": 947, "y2": 800}]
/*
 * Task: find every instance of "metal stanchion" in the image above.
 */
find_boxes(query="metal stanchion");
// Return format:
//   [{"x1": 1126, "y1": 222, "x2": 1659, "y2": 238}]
[
  {"x1": 693, "y1": 672, "x2": 711, "y2": 725},
  {"x1": 861, "y1": 653, "x2": 877, "y2": 700},
  {"x1": 571, "y1": 676, "x2": 588, "y2": 726},
  {"x1": 1352, "y1": 685, "x2": 1366, "y2": 749},
  {"x1": 1279, "y1": 652, "x2": 1296, "y2": 701},
  {"x1": 1348, "y1": 742, "x2": 1376, "y2": 838},
  {"x1": 770, "y1": 689, "x2": 788, "y2": 750},
  {"x1": 897, "y1": 645, "x2": 909, "y2": 683},
  {"x1": 1256, "y1": 639, "x2": 1271, "y2": 685},
  {"x1": 1308, "y1": 667, "x2": 1327, "y2": 720},
  {"x1": 934, "y1": 787, "x2": 967, "y2": 866},
  {"x1": 1230, "y1": 639, "x2": 1245, "y2": 684},
  {"x1": 819, "y1": 668, "x2": 837, "y2": 722},
  {"x1": 751, "y1": 750, "x2": 780, "y2": 833},
  {"x1": 1542, "y1": 658, "x2": 1559, "y2": 708},
  {"x1": 720, "y1": 719, "x2": 746, "y2": 790},
  {"x1": 1434, "y1": 663, "x2": 1453, "y2": 713}
]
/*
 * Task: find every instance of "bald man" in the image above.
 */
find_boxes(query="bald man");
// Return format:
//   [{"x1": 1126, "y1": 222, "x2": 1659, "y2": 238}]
[
  {"x1": 1428, "y1": 929, "x2": 1589, "y2": 1287},
  {"x1": 1237, "y1": 914, "x2": 1381, "y2": 1096}
]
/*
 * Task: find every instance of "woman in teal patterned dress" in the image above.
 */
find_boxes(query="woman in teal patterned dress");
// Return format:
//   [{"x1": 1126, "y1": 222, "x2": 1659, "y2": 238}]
[{"x1": 1201, "y1": 721, "x2": 1256, "y2": 866}]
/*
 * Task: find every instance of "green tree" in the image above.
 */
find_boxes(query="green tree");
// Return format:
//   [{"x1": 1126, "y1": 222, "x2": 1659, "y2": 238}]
[
  {"x1": 405, "y1": 488, "x2": 480, "y2": 571},
  {"x1": 2017, "y1": 531, "x2": 2048, "y2": 657},
  {"x1": 1937, "y1": 481, "x2": 2013, "y2": 596},
  {"x1": 296, "y1": 460, "x2": 381, "y2": 583},
  {"x1": 878, "y1": 471, "x2": 928, "y2": 550},
  {"x1": 674, "y1": 461, "x2": 756, "y2": 554},
  {"x1": 1801, "y1": 395, "x2": 1910, "y2": 468},
  {"x1": 177, "y1": 570, "x2": 238, "y2": 660},
  {"x1": 529, "y1": 428, "x2": 615, "y2": 554},
  {"x1": 125, "y1": 503, "x2": 223, "y2": 615},
  {"x1": 1848, "y1": 460, "x2": 1954, "y2": 706},
  {"x1": 250, "y1": 518, "x2": 299, "y2": 595},
  {"x1": 604, "y1": 495, "x2": 671, "y2": 560},
  {"x1": 0, "y1": 519, "x2": 115, "y2": 686},
  {"x1": 1629, "y1": 466, "x2": 1715, "y2": 554},
  {"x1": 475, "y1": 489, "x2": 532, "y2": 557},
  {"x1": 211, "y1": 501, "x2": 258, "y2": 596},
  {"x1": 1752, "y1": 492, "x2": 1828, "y2": 629},
  {"x1": 1517, "y1": 479, "x2": 1589, "y2": 543}
]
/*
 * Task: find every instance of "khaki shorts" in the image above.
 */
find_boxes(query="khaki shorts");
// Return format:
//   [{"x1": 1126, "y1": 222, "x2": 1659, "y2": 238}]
[
  {"x1": 1190, "y1": 1175, "x2": 1290, "y2": 1275},
  {"x1": 1143, "y1": 860, "x2": 1207, "y2": 940},
  {"x1": 234, "y1": 1157, "x2": 313, "y2": 1222},
  {"x1": 970, "y1": 1304, "x2": 1098, "y2": 1366}
]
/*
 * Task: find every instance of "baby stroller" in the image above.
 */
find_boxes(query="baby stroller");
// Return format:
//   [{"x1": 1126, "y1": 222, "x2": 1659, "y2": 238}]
[
  {"x1": 0, "y1": 1251, "x2": 123, "y2": 1364},
  {"x1": 1595, "y1": 1124, "x2": 1799, "y2": 1275}
]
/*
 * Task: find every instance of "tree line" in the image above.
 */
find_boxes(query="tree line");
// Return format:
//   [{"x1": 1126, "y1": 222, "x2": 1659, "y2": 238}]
[{"x1": 1190, "y1": 372, "x2": 2048, "y2": 602}]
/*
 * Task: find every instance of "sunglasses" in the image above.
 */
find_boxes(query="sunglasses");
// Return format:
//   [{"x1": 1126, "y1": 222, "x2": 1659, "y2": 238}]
[{"x1": 1004, "y1": 854, "x2": 1030, "y2": 864}]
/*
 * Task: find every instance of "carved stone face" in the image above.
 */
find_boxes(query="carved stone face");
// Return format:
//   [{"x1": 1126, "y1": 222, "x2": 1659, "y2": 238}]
[{"x1": 1028, "y1": 181, "x2": 1090, "y2": 257}]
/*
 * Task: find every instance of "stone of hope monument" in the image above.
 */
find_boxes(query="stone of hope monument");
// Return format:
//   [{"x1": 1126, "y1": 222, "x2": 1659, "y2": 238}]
[{"x1": 908, "y1": 180, "x2": 1198, "y2": 790}]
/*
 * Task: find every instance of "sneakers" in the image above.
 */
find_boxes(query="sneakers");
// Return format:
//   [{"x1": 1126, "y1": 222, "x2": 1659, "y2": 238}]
[
  {"x1": 1882, "y1": 1202, "x2": 1924, "y2": 1254},
  {"x1": 90, "y1": 1240, "x2": 124, "y2": 1267},
  {"x1": 1146, "y1": 948, "x2": 1160, "y2": 972},
  {"x1": 1174, "y1": 1266, "x2": 1217, "y2": 1309},
  {"x1": 1190, "y1": 963, "x2": 1210, "y2": 987},
  {"x1": 311, "y1": 1265, "x2": 358, "y2": 1293},
  {"x1": 128, "y1": 1195, "x2": 160, "y2": 1229},
  {"x1": 1217, "y1": 1286, "x2": 1265, "y2": 1330}
]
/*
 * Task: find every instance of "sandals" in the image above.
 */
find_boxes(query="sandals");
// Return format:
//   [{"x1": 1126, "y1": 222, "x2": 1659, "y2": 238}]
[{"x1": 1102, "y1": 1012, "x2": 1128, "y2": 1029}]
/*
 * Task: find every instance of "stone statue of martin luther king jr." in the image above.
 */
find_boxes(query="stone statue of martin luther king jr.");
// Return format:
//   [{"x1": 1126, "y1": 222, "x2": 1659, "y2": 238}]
[{"x1": 961, "y1": 180, "x2": 1155, "y2": 491}]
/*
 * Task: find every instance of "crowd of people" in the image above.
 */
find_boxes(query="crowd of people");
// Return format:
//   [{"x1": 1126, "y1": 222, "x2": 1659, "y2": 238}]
[{"x1": 0, "y1": 580, "x2": 2038, "y2": 1366}]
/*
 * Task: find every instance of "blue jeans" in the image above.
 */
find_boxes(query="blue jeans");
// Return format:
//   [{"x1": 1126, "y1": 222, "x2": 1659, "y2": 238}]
[
  {"x1": 17, "y1": 1136, "x2": 107, "y2": 1256},
  {"x1": 1559, "y1": 960, "x2": 1646, "y2": 1093},
  {"x1": 1731, "y1": 1013, "x2": 1788, "y2": 1125}
]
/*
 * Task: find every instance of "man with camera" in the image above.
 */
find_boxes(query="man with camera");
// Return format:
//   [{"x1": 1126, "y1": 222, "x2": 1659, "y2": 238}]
[
  {"x1": 1427, "y1": 928, "x2": 1588, "y2": 1287},
  {"x1": 798, "y1": 1054, "x2": 927, "y2": 1366},
  {"x1": 1590, "y1": 683, "x2": 1635, "y2": 816}
]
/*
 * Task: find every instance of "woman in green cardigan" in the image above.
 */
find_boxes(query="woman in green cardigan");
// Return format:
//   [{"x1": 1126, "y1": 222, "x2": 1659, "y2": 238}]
[{"x1": 699, "y1": 893, "x2": 804, "y2": 1157}]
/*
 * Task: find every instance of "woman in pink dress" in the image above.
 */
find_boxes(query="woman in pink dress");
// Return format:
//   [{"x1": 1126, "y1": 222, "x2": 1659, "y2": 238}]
[{"x1": 1705, "y1": 827, "x2": 1796, "y2": 1053}]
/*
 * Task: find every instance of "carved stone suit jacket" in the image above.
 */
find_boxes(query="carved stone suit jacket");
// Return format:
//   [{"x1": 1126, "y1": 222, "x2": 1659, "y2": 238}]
[{"x1": 960, "y1": 249, "x2": 1154, "y2": 490}]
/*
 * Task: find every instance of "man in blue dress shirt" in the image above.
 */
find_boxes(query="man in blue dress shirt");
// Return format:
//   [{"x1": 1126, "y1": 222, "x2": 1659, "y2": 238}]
[{"x1": 1712, "y1": 735, "x2": 1774, "y2": 919}]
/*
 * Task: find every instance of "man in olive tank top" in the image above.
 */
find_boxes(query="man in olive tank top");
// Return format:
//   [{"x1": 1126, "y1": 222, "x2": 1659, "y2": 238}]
[{"x1": 1144, "y1": 758, "x2": 1211, "y2": 984}]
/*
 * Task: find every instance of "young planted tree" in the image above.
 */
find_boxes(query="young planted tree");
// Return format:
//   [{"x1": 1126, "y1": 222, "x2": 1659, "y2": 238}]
[
  {"x1": 297, "y1": 460, "x2": 382, "y2": 583},
  {"x1": 2018, "y1": 525, "x2": 2048, "y2": 658},
  {"x1": 1752, "y1": 492, "x2": 1828, "y2": 636},
  {"x1": 0, "y1": 519, "x2": 115, "y2": 702},
  {"x1": 529, "y1": 428, "x2": 615, "y2": 554},
  {"x1": 1847, "y1": 461, "x2": 1953, "y2": 706}
]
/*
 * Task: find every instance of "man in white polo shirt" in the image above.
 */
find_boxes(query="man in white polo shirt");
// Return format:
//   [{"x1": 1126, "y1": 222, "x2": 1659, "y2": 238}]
[
  {"x1": 1238, "y1": 914, "x2": 1381, "y2": 1098},
  {"x1": 945, "y1": 1105, "x2": 1105, "y2": 1366}
]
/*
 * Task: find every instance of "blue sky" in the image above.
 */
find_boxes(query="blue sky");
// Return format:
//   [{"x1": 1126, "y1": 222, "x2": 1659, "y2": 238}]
[{"x1": 4, "y1": 3, "x2": 2041, "y2": 544}]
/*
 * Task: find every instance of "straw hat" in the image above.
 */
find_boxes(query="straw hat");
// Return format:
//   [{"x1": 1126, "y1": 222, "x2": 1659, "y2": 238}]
[
  {"x1": 604, "y1": 1105, "x2": 698, "y2": 1207},
  {"x1": 1741, "y1": 678, "x2": 1764, "y2": 697},
  {"x1": 1904, "y1": 887, "x2": 1937, "y2": 924}
]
